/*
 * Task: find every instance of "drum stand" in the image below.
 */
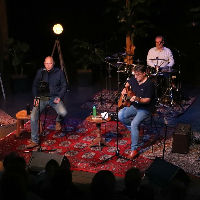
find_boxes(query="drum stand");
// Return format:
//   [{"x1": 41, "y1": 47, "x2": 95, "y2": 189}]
[
  {"x1": 159, "y1": 72, "x2": 184, "y2": 110},
  {"x1": 106, "y1": 62, "x2": 112, "y2": 91}
]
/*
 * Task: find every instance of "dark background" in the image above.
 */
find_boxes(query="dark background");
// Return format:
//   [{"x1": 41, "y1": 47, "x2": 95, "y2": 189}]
[{"x1": 4, "y1": 0, "x2": 200, "y2": 87}]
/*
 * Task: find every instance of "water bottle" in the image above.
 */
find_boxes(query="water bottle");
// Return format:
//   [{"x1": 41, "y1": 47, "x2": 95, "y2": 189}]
[{"x1": 92, "y1": 105, "x2": 96, "y2": 117}]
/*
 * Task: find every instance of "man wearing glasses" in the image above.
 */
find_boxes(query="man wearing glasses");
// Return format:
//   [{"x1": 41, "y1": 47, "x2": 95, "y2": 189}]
[
  {"x1": 147, "y1": 35, "x2": 174, "y2": 73},
  {"x1": 118, "y1": 65, "x2": 155, "y2": 159}
]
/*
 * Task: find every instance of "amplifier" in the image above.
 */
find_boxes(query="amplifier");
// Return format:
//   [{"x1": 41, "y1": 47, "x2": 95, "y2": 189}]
[{"x1": 172, "y1": 123, "x2": 191, "y2": 154}]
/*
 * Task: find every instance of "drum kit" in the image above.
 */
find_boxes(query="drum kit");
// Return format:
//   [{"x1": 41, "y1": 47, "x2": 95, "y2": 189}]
[{"x1": 105, "y1": 54, "x2": 182, "y2": 107}]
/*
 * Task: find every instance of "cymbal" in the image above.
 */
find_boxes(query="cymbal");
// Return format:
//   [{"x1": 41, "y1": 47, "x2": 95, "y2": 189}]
[
  {"x1": 149, "y1": 58, "x2": 168, "y2": 61},
  {"x1": 116, "y1": 62, "x2": 137, "y2": 67},
  {"x1": 105, "y1": 56, "x2": 119, "y2": 60}
]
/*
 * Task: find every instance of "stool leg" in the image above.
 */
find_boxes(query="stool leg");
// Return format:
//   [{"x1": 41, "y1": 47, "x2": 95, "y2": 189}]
[
  {"x1": 16, "y1": 119, "x2": 21, "y2": 137},
  {"x1": 20, "y1": 120, "x2": 24, "y2": 129},
  {"x1": 39, "y1": 121, "x2": 43, "y2": 134}
]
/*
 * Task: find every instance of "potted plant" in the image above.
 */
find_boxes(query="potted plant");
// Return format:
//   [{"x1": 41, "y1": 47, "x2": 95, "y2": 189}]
[
  {"x1": 71, "y1": 39, "x2": 105, "y2": 86},
  {"x1": 6, "y1": 38, "x2": 31, "y2": 93}
]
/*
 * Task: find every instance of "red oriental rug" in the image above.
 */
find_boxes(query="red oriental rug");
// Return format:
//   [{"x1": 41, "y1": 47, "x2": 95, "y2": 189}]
[{"x1": 0, "y1": 115, "x2": 164, "y2": 177}]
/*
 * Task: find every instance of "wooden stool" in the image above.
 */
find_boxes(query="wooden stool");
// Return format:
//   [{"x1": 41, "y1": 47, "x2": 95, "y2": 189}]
[
  {"x1": 16, "y1": 110, "x2": 31, "y2": 137},
  {"x1": 16, "y1": 110, "x2": 43, "y2": 138}
]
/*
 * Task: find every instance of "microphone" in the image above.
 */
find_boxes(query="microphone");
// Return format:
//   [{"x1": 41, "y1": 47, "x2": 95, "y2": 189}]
[{"x1": 164, "y1": 117, "x2": 168, "y2": 125}]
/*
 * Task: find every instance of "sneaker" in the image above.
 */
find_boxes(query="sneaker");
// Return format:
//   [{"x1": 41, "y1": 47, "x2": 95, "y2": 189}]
[
  {"x1": 26, "y1": 141, "x2": 39, "y2": 149},
  {"x1": 55, "y1": 122, "x2": 62, "y2": 131},
  {"x1": 127, "y1": 150, "x2": 139, "y2": 160}
]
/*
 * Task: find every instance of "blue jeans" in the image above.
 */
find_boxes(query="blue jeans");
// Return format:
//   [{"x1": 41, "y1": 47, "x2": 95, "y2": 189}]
[
  {"x1": 118, "y1": 105, "x2": 150, "y2": 150},
  {"x1": 30, "y1": 97, "x2": 67, "y2": 143}
]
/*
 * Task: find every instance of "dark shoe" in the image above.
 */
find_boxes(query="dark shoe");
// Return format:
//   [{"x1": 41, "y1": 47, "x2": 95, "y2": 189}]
[
  {"x1": 26, "y1": 141, "x2": 39, "y2": 149},
  {"x1": 127, "y1": 150, "x2": 139, "y2": 160}
]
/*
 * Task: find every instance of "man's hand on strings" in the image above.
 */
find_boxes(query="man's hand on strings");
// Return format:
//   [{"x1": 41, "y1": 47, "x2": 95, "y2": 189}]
[
  {"x1": 54, "y1": 97, "x2": 61, "y2": 104},
  {"x1": 33, "y1": 98, "x2": 39, "y2": 107}
]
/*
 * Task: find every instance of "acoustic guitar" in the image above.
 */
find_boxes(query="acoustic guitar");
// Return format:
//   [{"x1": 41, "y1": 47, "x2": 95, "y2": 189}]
[{"x1": 118, "y1": 86, "x2": 135, "y2": 109}]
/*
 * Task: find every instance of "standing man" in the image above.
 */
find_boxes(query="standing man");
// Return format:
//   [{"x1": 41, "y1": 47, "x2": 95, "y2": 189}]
[
  {"x1": 118, "y1": 65, "x2": 155, "y2": 159},
  {"x1": 27, "y1": 56, "x2": 67, "y2": 148},
  {"x1": 147, "y1": 35, "x2": 174, "y2": 73}
]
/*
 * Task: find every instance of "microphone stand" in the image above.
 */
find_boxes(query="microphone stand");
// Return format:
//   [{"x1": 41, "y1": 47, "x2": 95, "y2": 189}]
[
  {"x1": 161, "y1": 117, "x2": 168, "y2": 159},
  {"x1": 99, "y1": 71, "x2": 131, "y2": 164}
]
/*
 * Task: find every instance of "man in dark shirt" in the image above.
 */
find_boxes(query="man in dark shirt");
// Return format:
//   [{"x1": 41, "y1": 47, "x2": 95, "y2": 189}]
[
  {"x1": 118, "y1": 65, "x2": 155, "y2": 159},
  {"x1": 26, "y1": 56, "x2": 67, "y2": 148}
]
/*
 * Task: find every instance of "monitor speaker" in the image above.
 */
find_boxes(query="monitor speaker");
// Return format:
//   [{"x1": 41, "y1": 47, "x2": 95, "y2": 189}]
[
  {"x1": 145, "y1": 157, "x2": 189, "y2": 187},
  {"x1": 28, "y1": 151, "x2": 67, "y2": 173},
  {"x1": 172, "y1": 123, "x2": 191, "y2": 154}
]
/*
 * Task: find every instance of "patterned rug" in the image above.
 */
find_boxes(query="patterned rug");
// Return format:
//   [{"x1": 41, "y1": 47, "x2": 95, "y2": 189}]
[
  {"x1": 0, "y1": 114, "x2": 163, "y2": 177},
  {"x1": 0, "y1": 114, "x2": 200, "y2": 177}
]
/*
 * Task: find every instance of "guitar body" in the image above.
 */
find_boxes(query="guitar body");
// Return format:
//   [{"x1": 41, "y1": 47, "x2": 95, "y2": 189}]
[{"x1": 118, "y1": 87, "x2": 135, "y2": 109}]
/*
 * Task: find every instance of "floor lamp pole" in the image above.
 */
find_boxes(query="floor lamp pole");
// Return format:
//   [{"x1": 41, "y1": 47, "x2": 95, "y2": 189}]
[{"x1": 51, "y1": 39, "x2": 70, "y2": 87}]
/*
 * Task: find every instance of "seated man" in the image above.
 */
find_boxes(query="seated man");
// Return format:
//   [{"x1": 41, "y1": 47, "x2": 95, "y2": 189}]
[
  {"x1": 118, "y1": 65, "x2": 155, "y2": 159},
  {"x1": 147, "y1": 35, "x2": 174, "y2": 73},
  {"x1": 27, "y1": 56, "x2": 67, "y2": 148}
]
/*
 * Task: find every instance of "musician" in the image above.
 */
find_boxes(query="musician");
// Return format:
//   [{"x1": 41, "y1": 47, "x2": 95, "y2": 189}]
[
  {"x1": 147, "y1": 35, "x2": 174, "y2": 72},
  {"x1": 118, "y1": 65, "x2": 155, "y2": 159},
  {"x1": 26, "y1": 56, "x2": 68, "y2": 149}
]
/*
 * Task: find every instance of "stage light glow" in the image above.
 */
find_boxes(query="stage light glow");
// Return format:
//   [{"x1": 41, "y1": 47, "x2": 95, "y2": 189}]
[{"x1": 53, "y1": 24, "x2": 63, "y2": 35}]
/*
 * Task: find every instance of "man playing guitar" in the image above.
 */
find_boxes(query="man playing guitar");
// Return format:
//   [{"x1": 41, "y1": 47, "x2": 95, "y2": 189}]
[{"x1": 118, "y1": 65, "x2": 155, "y2": 159}]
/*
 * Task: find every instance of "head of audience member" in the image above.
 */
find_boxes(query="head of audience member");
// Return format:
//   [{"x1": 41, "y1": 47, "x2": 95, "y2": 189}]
[
  {"x1": 3, "y1": 152, "x2": 26, "y2": 173},
  {"x1": 124, "y1": 167, "x2": 142, "y2": 198},
  {"x1": 90, "y1": 170, "x2": 116, "y2": 199},
  {"x1": 45, "y1": 159, "x2": 60, "y2": 178}
]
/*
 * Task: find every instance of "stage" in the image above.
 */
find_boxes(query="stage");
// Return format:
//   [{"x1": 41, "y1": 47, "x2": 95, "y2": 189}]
[{"x1": 0, "y1": 85, "x2": 200, "y2": 178}]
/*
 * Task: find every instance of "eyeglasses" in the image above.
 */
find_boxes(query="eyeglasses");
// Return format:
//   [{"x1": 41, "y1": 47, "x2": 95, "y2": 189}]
[{"x1": 155, "y1": 41, "x2": 163, "y2": 44}]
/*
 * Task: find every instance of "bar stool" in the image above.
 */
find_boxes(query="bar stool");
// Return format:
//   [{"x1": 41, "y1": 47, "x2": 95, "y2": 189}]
[
  {"x1": 16, "y1": 110, "x2": 31, "y2": 137},
  {"x1": 15, "y1": 110, "x2": 43, "y2": 138},
  {"x1": 139, "y1": 111, "x2": 161, "y2": 152}
]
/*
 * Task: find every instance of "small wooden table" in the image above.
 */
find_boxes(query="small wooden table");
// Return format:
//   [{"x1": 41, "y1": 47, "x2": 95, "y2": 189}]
[
  {"x1": 16, "y1": 110, "x2": 31, "y2": 137},
  {"x1": 86, "y1": 115, "x2": 111, "y2": 148}
]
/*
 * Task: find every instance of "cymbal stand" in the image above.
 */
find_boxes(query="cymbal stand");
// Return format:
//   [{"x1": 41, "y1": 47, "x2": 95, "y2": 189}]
[
  {"x1": 0, "y1": 73, "x2": 6, "y2": 101},
  {"x1": 107, "y1": 62, "x2": 112, "y2": 91}
]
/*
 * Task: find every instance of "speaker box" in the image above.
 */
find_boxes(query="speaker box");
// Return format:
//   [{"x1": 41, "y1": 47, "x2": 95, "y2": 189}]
[
  {"x1": 172, "y1": 123, "x2": 191, "y2": 154},
  {"x1": 28, "y1": 151, "x2": 66, "y2": 173},
  {"x1": 145, "y1": 157, "x2": 189, "y2": 187}
]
